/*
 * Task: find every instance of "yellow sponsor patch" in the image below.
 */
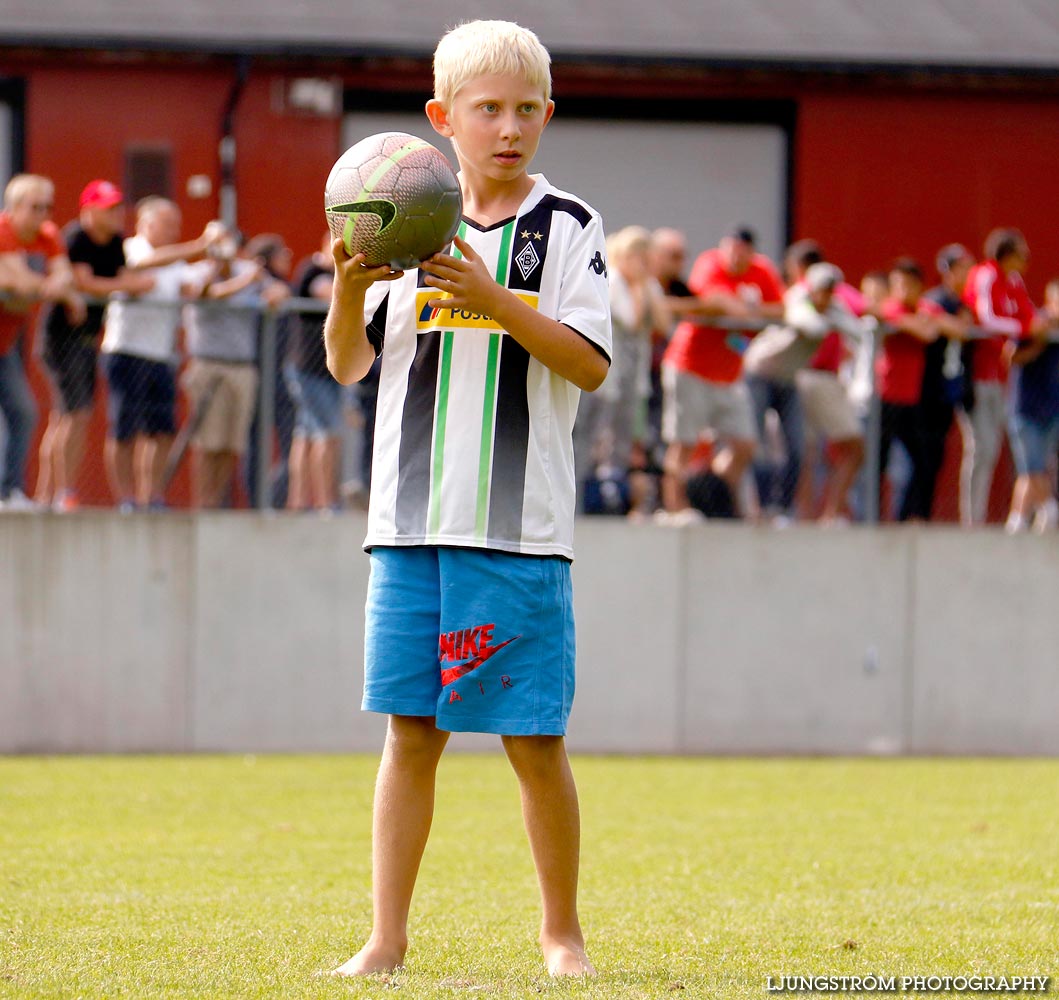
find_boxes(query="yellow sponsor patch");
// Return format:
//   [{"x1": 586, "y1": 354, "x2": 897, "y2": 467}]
[{"x1": 415, "y1": 290, "x2": 539, "y2": 331}]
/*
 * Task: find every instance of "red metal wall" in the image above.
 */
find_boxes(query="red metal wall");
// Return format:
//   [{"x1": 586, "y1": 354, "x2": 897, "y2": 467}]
[
  {"x1": 26, "y1": 62, "x2": 341, "y2": 266},
  {"x1": 793, "y1": 88, "x2": 1059, "y2": 300}
]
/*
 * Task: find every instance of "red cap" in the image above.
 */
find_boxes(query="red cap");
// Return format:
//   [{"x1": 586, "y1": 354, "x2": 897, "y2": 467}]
[{"x1": 79, "y1": 179, "x2": 124, "y2": 210}]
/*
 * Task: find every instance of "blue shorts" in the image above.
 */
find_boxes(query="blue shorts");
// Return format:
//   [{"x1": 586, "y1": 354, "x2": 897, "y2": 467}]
[
  {"x1": 1009, "y1": 411, "x2": 1059, "y2": 475},
  {"x1": 284, "y1": 364, "x2": 342, "y2": 439},
  {"x1": 102, "y1": 352, "x2": 177, "y2": 441},
  {"x1": 363, "y1": 546, "x2": 576, "y2": 736}
]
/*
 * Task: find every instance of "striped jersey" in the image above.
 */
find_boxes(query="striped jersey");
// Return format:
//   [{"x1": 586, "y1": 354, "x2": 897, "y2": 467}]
[{"x1": 361, "y1": 174, "x2": 611, "y2": 559}]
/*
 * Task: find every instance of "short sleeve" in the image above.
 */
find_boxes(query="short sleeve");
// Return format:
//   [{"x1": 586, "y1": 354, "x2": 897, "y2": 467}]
[
  {"x1": 556, "y1": 211, "x2": 612, "y2": 362},
  {"x1": 755, "y1": 258, "x2": 785, "y2": 303},
  {"x1": 362, "y1": 281, "x2": 390, "y2": 357},
  {"x1": 41, "y1": 222, "x2": 66, "y2": 261}
]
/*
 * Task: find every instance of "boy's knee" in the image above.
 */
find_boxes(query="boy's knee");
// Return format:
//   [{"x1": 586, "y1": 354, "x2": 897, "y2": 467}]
[
  {"x1": 386, "y1": 714, "x2": 448, "y2": 762},
  {"x1": 502, "y1": 734, "x2": 566, "y2": 780}
]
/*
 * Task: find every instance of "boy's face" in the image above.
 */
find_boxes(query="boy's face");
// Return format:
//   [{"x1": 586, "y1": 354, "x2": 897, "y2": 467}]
[{"x1": 428, "y1": 74, "x2": 554, "y2": 187}]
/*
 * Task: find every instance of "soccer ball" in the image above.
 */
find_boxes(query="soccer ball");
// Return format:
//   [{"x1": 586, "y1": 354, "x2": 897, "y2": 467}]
[{"x1": 324, "y1": 132, "x2": 463, "y2": 270}]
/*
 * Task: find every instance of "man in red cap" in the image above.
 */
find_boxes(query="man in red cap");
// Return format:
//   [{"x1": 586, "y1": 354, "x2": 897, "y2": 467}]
[{"x1": 35, "y1": 179, "x2": 153, "y2": 510}]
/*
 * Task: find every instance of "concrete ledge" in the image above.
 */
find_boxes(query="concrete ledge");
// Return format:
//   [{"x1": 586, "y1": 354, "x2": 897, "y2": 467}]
[{"x1": 1, "y1": 513, "x2": 1057, "y2": 755}]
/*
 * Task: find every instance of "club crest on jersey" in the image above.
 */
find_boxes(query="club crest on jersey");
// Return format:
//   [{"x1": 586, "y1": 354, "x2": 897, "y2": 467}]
[
  {"x1": 415, "y1": 290, "x2": 540, "y2": 331},
  {"x1": 515, "y1": 241, "x2": 541, "y2": 281}
]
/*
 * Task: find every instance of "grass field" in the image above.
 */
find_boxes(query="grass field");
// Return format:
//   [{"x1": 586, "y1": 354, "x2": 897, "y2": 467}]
[{"x1": 2, "y1": 755, "x2": 1057, "y2": 999}]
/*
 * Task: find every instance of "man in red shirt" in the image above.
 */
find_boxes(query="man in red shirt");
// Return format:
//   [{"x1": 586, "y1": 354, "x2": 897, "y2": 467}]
[
  {"x1": 0, "y1": 174, "x2": 84, "y2": 508},
  {"x1": 959, "y1": 228, "x2": 1037, "y2": 525},
  {"x1": 659, "y1": 226, "x2": 784, "y2": 519},
  {"x1": 876, "y1": 258, "x2": 960, "y2": 521}
]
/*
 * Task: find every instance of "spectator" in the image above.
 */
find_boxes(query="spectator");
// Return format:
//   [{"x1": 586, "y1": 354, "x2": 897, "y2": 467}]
[
  {"x1": 744, "y1": 261, "x2": 867, "y2": 523},
  {"x1": 646, "y1": 228, "x2": 694, "y2": 451},
  {"x1": 35, "y1": 180, "x2": 153, "y2": 511},
  {"x1": 0, "y1": 174, "x2": 84, "y2": 510},
  {"x1": 100, "y1": 196, "x2": 221, "y2": 511},
  {"x1": 960, "y1": 228, "x2": 1037, "y2": 526},
  {"x1": 659, "y1": 225, "x2": 784, "y2": 520},
  {"x1": 575, "y1": 225, "x2": 666, "y2": 515},
  {"x1": 920, "y1": 243, "x2": 974, "y2": 522},
  {"x1": 876, "y1": 258, "x2": 954, "y2": 521},
  {"x1": 241, "y1": 232, "x2": 295, "y2": 507},
  {"x1": 181, "y1": 228, "x2": 289, "y2": 508},
  {"x1": 1003, "y1": 277, "x2": 1057, "y2": 534},
  {"x1": 286, "y1": 235, "x2": 341, "y2": 512},
  {"x1": 785, "y1": 242, "x2": 869, "y2": 523}
]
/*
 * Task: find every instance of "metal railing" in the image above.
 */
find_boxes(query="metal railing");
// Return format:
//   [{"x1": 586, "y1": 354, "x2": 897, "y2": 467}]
[{"x1": 3, "y1": 286, "x2": 1055, "y2": 519}]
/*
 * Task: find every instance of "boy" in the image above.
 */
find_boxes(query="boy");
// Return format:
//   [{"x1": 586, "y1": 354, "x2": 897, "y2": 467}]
[{"x1": 323, "y1": 20, "x2": 611, "y2": 979}]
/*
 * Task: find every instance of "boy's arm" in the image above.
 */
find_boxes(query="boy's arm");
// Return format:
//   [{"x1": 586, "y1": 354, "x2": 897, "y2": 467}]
[
  {"x1": 419, "y1": 235, "x2": 608, "y2": 392},
  {"x1": 324, "y1": 238, "x2": 401, "y2": 385}
]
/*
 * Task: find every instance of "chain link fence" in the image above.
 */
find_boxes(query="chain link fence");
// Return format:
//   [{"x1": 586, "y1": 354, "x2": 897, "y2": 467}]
[{"x1": 2, "y1": 290, "x2": 1057, "y2": 523}]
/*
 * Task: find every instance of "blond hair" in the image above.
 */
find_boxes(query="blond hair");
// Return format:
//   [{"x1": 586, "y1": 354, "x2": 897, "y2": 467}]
[
  {"x1": 606, "y1": 225, "x2": 651, "y2": 262},
  {"x1": 4, "y1": 173, "x2": 53, "y2": 211},
  {"x1": 433, "y1": 20, "x2": 551, "y2": 107}
]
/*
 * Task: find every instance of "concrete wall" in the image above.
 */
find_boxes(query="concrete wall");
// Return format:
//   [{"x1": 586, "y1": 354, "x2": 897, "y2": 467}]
[{"x1": 1, "y1": 513, "x2": 1057, "y2": 755}]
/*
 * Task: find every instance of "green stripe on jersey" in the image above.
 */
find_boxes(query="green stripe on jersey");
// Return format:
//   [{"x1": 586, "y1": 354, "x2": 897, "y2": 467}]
[
  {"x1": 473, "y1": 221, "x2": 516, "y2": 540},
  {"x1": 427, "y1": 330, "x2": 455, "y2": 538},
  {"x1": 426, "y1": 221, "x2": 467, "y2": 538}
]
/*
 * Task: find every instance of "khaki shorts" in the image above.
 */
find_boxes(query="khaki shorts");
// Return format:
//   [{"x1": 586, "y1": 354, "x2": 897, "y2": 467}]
[
  {"x1": 182, "y1": 357, "x2": 258, "y2": 454},
  {"x1": 661, "y1": 364, "x2": 756, "y2": 445},
  {"x1": 795, "y1": 369, "x2": 862, "y2": 442}
]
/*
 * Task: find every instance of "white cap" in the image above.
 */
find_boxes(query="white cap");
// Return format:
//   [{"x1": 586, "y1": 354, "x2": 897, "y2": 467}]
[{"x1": 806, "y1": 261, "x2": 843, "y2": 292}]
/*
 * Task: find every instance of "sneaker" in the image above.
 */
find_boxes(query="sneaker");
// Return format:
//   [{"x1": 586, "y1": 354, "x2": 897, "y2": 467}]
[
  {"x1": 53, "y1": 490, "x2": 80, "y2": 513},
  {"x1": 1005, "y1": 513, "x2": 1029, "y2": 535},
  {"x1": 0, "y1": 489, "x2": 37, "y2": 512},
  {"x1": 1032, "y1": 499, "x2": 1058, "y2": 535},
  {"x1": 117, "y1": 499, "x2": 137, "y2": 514},
  {"x1": 146, "y1": 498, "x2": 169, "y2": 512},
  {"x1": 653, "y1": 507, "x2": 705, "y2": 527}
]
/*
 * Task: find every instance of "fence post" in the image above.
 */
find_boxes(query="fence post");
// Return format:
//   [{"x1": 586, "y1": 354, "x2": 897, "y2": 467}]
[
  {"x1": 255, "y1": 307, "x2": 278, "y2": 510},
  {"x1": 862, "y1": 324, "x2": 882, "y2": 525}
]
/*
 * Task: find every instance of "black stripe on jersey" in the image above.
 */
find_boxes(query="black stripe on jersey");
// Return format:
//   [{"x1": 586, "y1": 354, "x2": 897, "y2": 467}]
[
  {"x1": 508, "y1": 194, "x2": 593, "y2": 294},
  {"x1": 394, "y1": 330, "x2": 441, "y2": 537},
  {"x1": 487, "y1": 336, "x2": 532, "y2": 546},
  {"x1": 538, "y1": 194, "x2": 592, "y2": 229},
  {"x1": 366, "y1": 294, "x2": 387, "y2": 357}
]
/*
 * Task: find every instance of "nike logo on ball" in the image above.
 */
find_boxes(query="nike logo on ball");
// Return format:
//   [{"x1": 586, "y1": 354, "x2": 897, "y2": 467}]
[{"x1": 327, "y1": 199, "x2": 398, "y2": 233}]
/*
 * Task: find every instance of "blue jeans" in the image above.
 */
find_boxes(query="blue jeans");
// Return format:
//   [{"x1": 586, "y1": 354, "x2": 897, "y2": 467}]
[
  {"x1": 0, "y1": 349, "x2": 38, "y2": 497},
  {"x1": 745, "y1": 373, "x2": 804, "y2": 513}
]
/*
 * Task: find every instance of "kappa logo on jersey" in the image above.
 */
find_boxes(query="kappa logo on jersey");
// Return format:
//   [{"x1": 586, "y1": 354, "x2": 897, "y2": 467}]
[
  {"x1": 439, "y1": 622, "x2": 521, "y2": 686},
  {"x1": 415, "y1": 290, "x2": 539, "y2": 331},
  {"x1": 588, "y1": 250, "x2": 608, "y2": 277}
]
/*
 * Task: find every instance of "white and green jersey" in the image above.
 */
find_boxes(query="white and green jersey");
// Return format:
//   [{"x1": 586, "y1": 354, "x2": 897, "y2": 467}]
[{"x1": 361, "y1": 175, "x2": 611, "y2": 559}]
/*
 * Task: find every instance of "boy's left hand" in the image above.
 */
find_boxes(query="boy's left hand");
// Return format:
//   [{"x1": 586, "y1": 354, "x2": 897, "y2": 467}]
[{"x1": 421, "y1": 236, "x2": 499, "y2": 315}]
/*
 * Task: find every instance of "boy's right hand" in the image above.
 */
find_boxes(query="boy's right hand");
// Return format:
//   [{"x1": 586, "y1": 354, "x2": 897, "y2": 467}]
[{"x1": 331, "y1": 238, "x2": 403, "y2": 294}]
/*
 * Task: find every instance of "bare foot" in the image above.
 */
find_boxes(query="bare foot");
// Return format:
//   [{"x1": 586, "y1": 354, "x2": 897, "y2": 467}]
[
  {"x1": 326, "y1": 940, "x2": 406, "y2": 977},
  {"x1": 541, "y1": 935, "x2": 596, "y2": 977}
]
